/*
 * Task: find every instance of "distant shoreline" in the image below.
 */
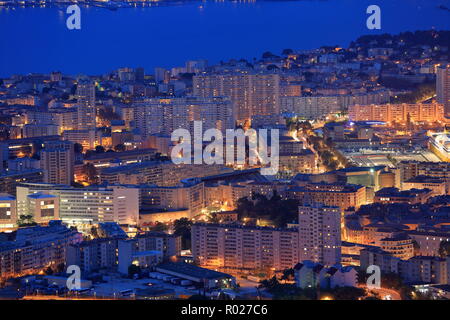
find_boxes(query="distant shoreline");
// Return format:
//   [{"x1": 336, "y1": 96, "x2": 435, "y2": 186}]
[{"x1": 0, "y1": 0, "x2": 315, "y2": 10}]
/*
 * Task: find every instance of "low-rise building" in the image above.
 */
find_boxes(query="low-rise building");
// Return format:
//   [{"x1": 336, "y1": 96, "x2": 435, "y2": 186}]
[
  {"x1": 155, "y1": 262, "x2": 235, "y2": 290},
  {"x1": 0, "y1": 221, "x2": 81, "y2": 280},
  {"x1": 294, "y1": 260, "x2": 357, "y2": 289}
]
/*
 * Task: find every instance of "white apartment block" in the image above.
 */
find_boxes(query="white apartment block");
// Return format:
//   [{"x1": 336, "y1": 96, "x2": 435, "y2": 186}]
[
  {"x1": 140, "y1": 180, "x2": 205, "y2": 217},
  {"x1": 133, "y1": 96, "x2": 235, "y2": 137},
  {"x1": 280, "y1": 95, "x2": 342, "y2": 119},
  {"x1": 349, "y1": 103, "x2": 444, "y2": 123},
  {"x1": 76, "y1": 78, "x2": 96, "y2": 130},
  {"x1": 437, "y1": 64, "x2": 450, "y2": 116},
  {"x1": 16, "y1": 183, "x2": 139, "y2": 230},
  {"x1": 193, "y1": 72, "x2": 280, "y2": 123},
  {"x1": 298, "y1": 205, "x2": 341, "y2": 266},
  {"x1": 192, "y1": 223, "x2": 300, "y2": 272},
  {"x1": 40, "y1": 141, "x2": 74, "y2": 185}
]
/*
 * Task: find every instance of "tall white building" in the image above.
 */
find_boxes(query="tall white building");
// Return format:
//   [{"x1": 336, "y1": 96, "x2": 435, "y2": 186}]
[
  {"x1": 76, "y1": 78, "x2": 96, "y2": 130},
  {"x1": 298, "y1": 204, "x2": 341, "y2": 266},
  {"x1": 193, "y1": 72, "x2": 280, "y2": 123},
  {"x1": 133, "y1": 96, "x2": 235, "y2": 137},
  {"x1": 40, "y1": 140, "x2": 74, "y2": 185},
  {"x1": 437, "y1": 64, "x2": 450, "y2": 117},
  {"x1": 280, "y1": 96, "x2": 341, "y2": 119}
]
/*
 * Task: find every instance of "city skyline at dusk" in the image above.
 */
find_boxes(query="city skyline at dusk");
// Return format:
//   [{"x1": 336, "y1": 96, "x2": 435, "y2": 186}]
[{"x1": 1, "y1": 0, "x2": 450, "y2": 311}]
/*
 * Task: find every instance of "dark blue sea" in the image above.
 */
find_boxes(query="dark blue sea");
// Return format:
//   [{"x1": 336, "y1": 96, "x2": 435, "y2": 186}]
[{"x1": 0, "y1": 0, "x2": 449, "y2": 76}]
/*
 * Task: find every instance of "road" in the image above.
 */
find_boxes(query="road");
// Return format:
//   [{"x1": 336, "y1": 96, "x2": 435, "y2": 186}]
[{"x1": 359, "y1": 285, "x2": 402, "y2": 300}]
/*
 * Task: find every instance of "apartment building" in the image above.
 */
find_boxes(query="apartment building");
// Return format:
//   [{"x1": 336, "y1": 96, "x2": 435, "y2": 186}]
[
  {"x1": 0, "y1": 194, "x2": 17, "y2": 231},
  {"x1": 133, "y1": 96, "x2": 235, "y2": 137},
  {"x1": 360, "y1": 247, "x2": 450, "y2": 285},
  {"x1": 193, "y1": 72, "x2": 280, "y2": 123},
  {"x1": 380, "y1": 233, "x2": 414, "y2": 260},
  {"x1": 66, "y1": 238, "x2": 120, "y2": 274},
  {"x1": 191, "y1": 223, "x2": 299, "y2": 272},
  {"x1": 437, "y1": 64, "x2": 450, "y2": 116},
  {"x1": 280, "y1": 95, "x2": 342, "y2": 119},
  {"x1": 99, "y1": 160, "x2": 231, "y2": 187},
  {"x1": 407, "y1": 230, "x2": 450, "y2": 257},
  {"x1": 76, "y1": 78, "x2": 96, "y2": 130},
  {"x1": 40, "y1": 140, "x2": 75, "y2": 185},
  {"x1": 16, "y1": 183, "x2": 139, "y2": 230},
  {"x1": 0, "y1": 169, "x2": 43, "y2": 196},
  {"x1": 287, "y1": 183, "x2": 366, "y2": 210},
  {"x1": 26, "y1": 193, "x2": 59, "y2": 224},
  {"x1": 278, "y1": 149, "x2": 316, "y2": 177},
  {"x1": 349, "y1": 103, "x2": 444, "y2": 123},
  {"x1": 0, "y1": 221, "x2": 81, "y2": 280},
  {"x1": 298, "y1": 205, "x2": 341, "y2": 266},
  {"x1": 139, "y1": 180, "x2": 205, "y2": 217},
  {"x1": 398, "y1": 161, "x2": 450, "y2": 193}
]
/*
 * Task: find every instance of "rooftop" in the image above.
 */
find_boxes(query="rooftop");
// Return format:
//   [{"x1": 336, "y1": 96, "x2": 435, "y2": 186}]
[{"x1": 156, "y1": 262, "x2": 233, "y2": 280}]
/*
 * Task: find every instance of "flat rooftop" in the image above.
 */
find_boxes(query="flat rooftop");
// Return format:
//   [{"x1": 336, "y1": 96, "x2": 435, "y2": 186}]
[{"x1": 156, "y1": 262, "x2": 233, "y2": 280}]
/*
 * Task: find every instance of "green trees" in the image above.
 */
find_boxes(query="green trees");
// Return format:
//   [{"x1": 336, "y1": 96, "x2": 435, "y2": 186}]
[
  {"x1": 17, "y1": 215, "x2": 36, "y2": 227},
  {"x1": 235, "y1": 193, "x2": 299, "y2": 227},
  {"x1": 98, "y1": 106, "x2": 120, "y2": 122},
  {"x1": 173, "y1": 218, "x2": 193, "y2": 250},
  {"x1": 390, "y1": 82, "x2": 436, "y2": 104},
  {"x1": 114, "y1": 143, "x2": 126, "y2": 152},
  {"x1": 149, "y1": 222, "x2": 168, "y2": 232},
  {"x1": 74, "y1": 143, "x2": 83, "y2": 154},
  {"x1": 438, "y1": 240, "x2": 450, "y2": 258},
  {"x1": 82, "y1": 163, "x2": 98, "y2": 184},
  {"x1": 128, "y1": 264, "x2": 141, "y2": 278},
  {"x1": 280, "y1": 268, "x2": 295, "y2": 282},
  {"x1": 95, "y1": 145, "x2": 105, "y2": 153}
]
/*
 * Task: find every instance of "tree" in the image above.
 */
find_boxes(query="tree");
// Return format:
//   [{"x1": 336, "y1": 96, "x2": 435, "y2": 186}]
[
  {"x1": 56, "y1": 263, "x2": 66, "y2": 273},
  {"x1": 150, "y1": 222, "x2": 168, "y2": 232},
  {"x1": 439, "y1": 240, "x2": 450, "y2": 258},
  {"x1": 128, "y1": 265, "x2": 141, "y2": 278},
  {"x1": 282, "y1": 48, "x2": 293, "y2": 56},
  {"x1": 260, "y1": 276, "x2": 279, "y2": 290},
  {"x1": 235, "y1": 194, "x2": 299, "y2": 227},
  {"x1": 174, "y1": 218, "x2": 193, "y2": 250},
  {"x1": 281, "y1": 268, "x2": 295, "y2": 282},
  {"x1": 382, "y1": 272, "x2": 403, "y2": 290},
  {"x1": 95, "y1": 145, "x2": 105, "y2": 153},
  {"x1": 91, "y1": 226, "x2": 99, "y2": 238},
  {"x1": 114, "y1": 144, "x2": 126, "y2": 152},
  {"x1": 74, "y1": 143, "x2": 83, "y2": 154},
  {"x1": 208, "y1": 212, "x2": 221, "y2": 224},
  {"x1": 17, "y1": 215, "x2": 36, "y2": 227},
  {"x1": 44, "y1": 266, "x2": 54, "y2": 275},
  {"x1": 98, "y1": 106, "x2": 120, "y2": 122},
  {"x1": 82, "y1": 163, "x2": 97, "y2": 184}
]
